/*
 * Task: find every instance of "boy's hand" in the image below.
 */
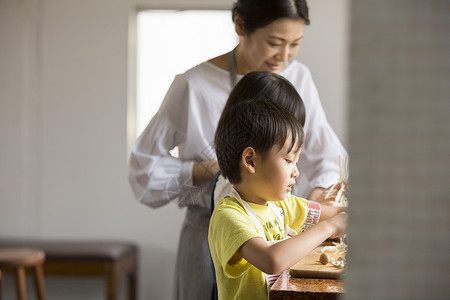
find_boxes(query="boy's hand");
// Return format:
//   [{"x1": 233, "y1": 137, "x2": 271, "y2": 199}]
[{"x1": 326, "y1": 212, "x2": 348, "y2": 239}]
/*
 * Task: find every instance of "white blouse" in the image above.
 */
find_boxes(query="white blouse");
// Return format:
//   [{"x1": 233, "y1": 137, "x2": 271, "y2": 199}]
[{"x1": 128, "y1": 60, "x2": 347, "y2": 209}]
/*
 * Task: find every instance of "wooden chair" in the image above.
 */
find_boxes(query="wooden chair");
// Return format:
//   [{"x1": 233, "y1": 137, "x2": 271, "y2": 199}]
[
  {"x1": 0, "y1": 240, "x2": 137, "y2": 300},
  {"x1": 0, "y1": 247, "x2": 46, "y2": 300}
]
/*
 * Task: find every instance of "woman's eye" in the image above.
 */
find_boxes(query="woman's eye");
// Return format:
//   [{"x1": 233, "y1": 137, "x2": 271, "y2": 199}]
[
  {"x1": 285, "y1": 159, "x2": 293, "y2": 164},
  {"x1": 269, "y1": 42, "x2": 281, "y2": 47},
  {"x1": 290, "y1": 43, "x2": 299, "y2": 48}
]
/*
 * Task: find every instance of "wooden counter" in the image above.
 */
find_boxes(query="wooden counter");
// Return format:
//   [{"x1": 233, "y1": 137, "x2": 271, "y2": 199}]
[{"x1": 269, "y1": 270, "x2": 344, "y2": 300}]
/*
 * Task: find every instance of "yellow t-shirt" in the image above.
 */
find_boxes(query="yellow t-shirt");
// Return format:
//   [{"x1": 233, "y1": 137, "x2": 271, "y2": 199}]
[{"x1": 208, "y1": 194, "x2": 309, "y2": 300}]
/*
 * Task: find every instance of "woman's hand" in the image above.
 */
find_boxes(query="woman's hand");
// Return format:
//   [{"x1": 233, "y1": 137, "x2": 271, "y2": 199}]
[
  {"x1": 192, "y1": 160, "x2": 220, "y2": 184},
  {"x1": 308, "y1": 184, "x2": 346, "y2": 206},
  {"x1": 308, "y1": 187, "x2": 327, "y2": 202}
]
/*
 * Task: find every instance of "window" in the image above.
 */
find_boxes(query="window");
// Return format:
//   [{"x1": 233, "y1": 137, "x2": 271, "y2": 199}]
[{"x1": 136, "y1": 10, "x2": 238, "y2": 137}]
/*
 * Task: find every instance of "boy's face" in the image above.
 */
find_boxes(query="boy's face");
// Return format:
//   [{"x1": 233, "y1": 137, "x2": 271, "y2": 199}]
[{"x1": 253, "y1": 134, "x2": 301, "y2": 203}]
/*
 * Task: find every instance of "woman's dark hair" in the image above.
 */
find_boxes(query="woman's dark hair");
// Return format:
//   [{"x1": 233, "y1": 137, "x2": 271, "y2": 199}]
[
  {"x1": 223, "y1": 71, "x2": 306, "y2": 127},
  {"x1": 232, "y1": 0, "x2": 310, "y2": 34},
  {"x1": 215, "y1": 98, "x2": 304, "y2": 184}
]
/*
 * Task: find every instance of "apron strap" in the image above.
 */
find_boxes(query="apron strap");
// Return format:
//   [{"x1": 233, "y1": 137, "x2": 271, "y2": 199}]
[
  {"x1": 230, "y1": 189, "x2": 285, "y2": 241},
  {"x1": 229, "y1": 188, "x2": 287, "y2": 295},
  {"x1": 231, "y1": 189, "x2": 268, "y2": 241}
]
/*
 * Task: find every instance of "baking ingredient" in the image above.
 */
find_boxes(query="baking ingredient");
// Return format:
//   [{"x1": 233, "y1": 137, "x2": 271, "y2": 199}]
[
  {"x1": 319, "y1": 252, "x2": 330, "y2": 265},
  {"x1": 321, "y1": 239, "x2": 348, "y2": 255},
  {"x1": 330, "y1": 256, "x2": 346, "y2": 269},
  {"x1": 321, "y1": 156, "x2": 349, "y2": 268},
  {"x1": 324, "y1": 156, "x2": 348, "y2": 206}
]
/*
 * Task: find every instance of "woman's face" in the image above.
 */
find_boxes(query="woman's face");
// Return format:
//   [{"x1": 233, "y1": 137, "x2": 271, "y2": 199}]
[{"x1": 237, "y1": 17, "x2": 305, "y2": 74}]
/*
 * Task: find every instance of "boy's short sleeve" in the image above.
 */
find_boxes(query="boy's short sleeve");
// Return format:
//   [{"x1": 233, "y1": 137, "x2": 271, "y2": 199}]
[
  {"x1": 209, "y1": 198, "x2": 262, "y2": 278},
  {"x1": 276, "y1": 194, "x2": 320, "y2": 232}
]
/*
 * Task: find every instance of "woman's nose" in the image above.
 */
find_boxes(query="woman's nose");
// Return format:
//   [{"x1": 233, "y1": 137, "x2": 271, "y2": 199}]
[{"x1": 276, "y1": 46, "x2": 289, "y2": 62}]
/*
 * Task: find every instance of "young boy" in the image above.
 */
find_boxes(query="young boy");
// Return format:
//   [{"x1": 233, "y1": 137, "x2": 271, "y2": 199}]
[{"x1": 209, "y1": 98, "x2": 347, "y2": 299}]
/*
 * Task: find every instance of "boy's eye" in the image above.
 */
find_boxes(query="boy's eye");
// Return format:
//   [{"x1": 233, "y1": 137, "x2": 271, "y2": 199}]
[{"x1": 285, "y1": 159, "x2": 293, "y2": 164}]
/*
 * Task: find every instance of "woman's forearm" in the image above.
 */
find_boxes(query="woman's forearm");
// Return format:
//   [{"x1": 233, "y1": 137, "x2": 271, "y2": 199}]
[{"x1": 192, "y1": 160, "x2": 220, "y2": 184}]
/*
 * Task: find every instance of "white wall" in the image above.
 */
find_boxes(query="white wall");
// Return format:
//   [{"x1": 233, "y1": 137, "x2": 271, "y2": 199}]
[
  {"x1": 301, "y1": 0, "x2": 349, "y2": 145},
  {"x1": 0, "y1": 0, "x2": 348, "y2": 299}
]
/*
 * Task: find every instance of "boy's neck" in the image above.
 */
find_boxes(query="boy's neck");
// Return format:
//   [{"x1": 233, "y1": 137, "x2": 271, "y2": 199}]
[{"x1": 233, "y1": 184, "x2": 268, "y2": 206}]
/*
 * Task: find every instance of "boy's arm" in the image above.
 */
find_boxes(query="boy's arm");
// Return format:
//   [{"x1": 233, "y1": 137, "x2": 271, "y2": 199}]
[
  {"x1": 238, "y1": 212, "x2": 347, "y2": 275},
  {"x1": 319, "y1": 203, "x2": 346, "y2": 222}
]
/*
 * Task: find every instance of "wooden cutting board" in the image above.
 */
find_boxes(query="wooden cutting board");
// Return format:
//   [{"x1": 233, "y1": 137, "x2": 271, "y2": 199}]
[{"x1": 289, "y1": 246, "x2": 345, "y2": 279}]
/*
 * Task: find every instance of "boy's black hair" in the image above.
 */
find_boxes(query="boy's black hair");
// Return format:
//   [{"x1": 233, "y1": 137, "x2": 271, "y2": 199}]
[
  {"x1": 232, "y1": 0, "x2": 310, "y2": 34},
  {"x1": 215, "y1": 98, "x2": 304, "y2": 184},
  {"x1": 223, "y1": 71, "x2": 305, "y2": 127}
]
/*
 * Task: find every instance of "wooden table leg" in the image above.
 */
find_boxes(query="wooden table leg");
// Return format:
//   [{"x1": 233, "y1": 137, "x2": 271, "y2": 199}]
[
  {"x1": 128, "y1": 271, "x2": 136, "y2": 300},
  {"x1": 0, "y1": 269, "x2": 3, "y2": 300},
  {"x1": 14, "y1": 267, "x2": 27, "y2": 300},
  {"x1": 106, "y1": 265, "x2": 118, "y2": 300},
  {"x1": 33, "y1": 264, "x2": 46, "y2": 300}
]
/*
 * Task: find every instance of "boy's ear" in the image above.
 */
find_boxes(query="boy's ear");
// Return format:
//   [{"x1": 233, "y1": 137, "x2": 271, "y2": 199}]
[
  {"x1": 234, "y1": 14, "x2": 245, "y2": 36},
  {"x1": 241, "y1": 147, "x2": 256, "y2": 174}
]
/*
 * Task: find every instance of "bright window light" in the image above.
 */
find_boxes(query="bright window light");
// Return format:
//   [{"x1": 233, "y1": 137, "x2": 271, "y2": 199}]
[{"x1": 136, "y1": 10, "x2": 238, "y2": 137}]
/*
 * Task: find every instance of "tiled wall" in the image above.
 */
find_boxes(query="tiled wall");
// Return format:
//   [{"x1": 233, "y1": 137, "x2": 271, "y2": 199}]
[{"x1": 345, "y1": 0, "x2": 450, "y2": 299}]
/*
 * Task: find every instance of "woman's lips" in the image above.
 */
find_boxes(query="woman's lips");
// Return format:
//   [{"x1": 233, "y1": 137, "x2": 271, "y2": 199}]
[{"x1": 266, "y1": 62, "x2": 282, "y2": 71}]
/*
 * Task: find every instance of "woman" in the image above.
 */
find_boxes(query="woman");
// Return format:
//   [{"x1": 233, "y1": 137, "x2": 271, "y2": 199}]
[{"x1": 128, "y1": 1, "x2": 347, "y2": 299}]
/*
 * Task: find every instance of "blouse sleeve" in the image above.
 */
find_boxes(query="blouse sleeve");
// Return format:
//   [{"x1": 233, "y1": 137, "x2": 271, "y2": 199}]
[
  {"x1": 128, "y1": 75, "x2": 195, "y2": 208},
  {"x1": 296, "y1": 66, "x2": 348, "y2": 193}
]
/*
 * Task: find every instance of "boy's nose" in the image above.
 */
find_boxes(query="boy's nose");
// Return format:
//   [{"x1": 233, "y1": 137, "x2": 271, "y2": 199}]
[{"x1": 292, "y1": 165, "x2": 299, "y2": 179}]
